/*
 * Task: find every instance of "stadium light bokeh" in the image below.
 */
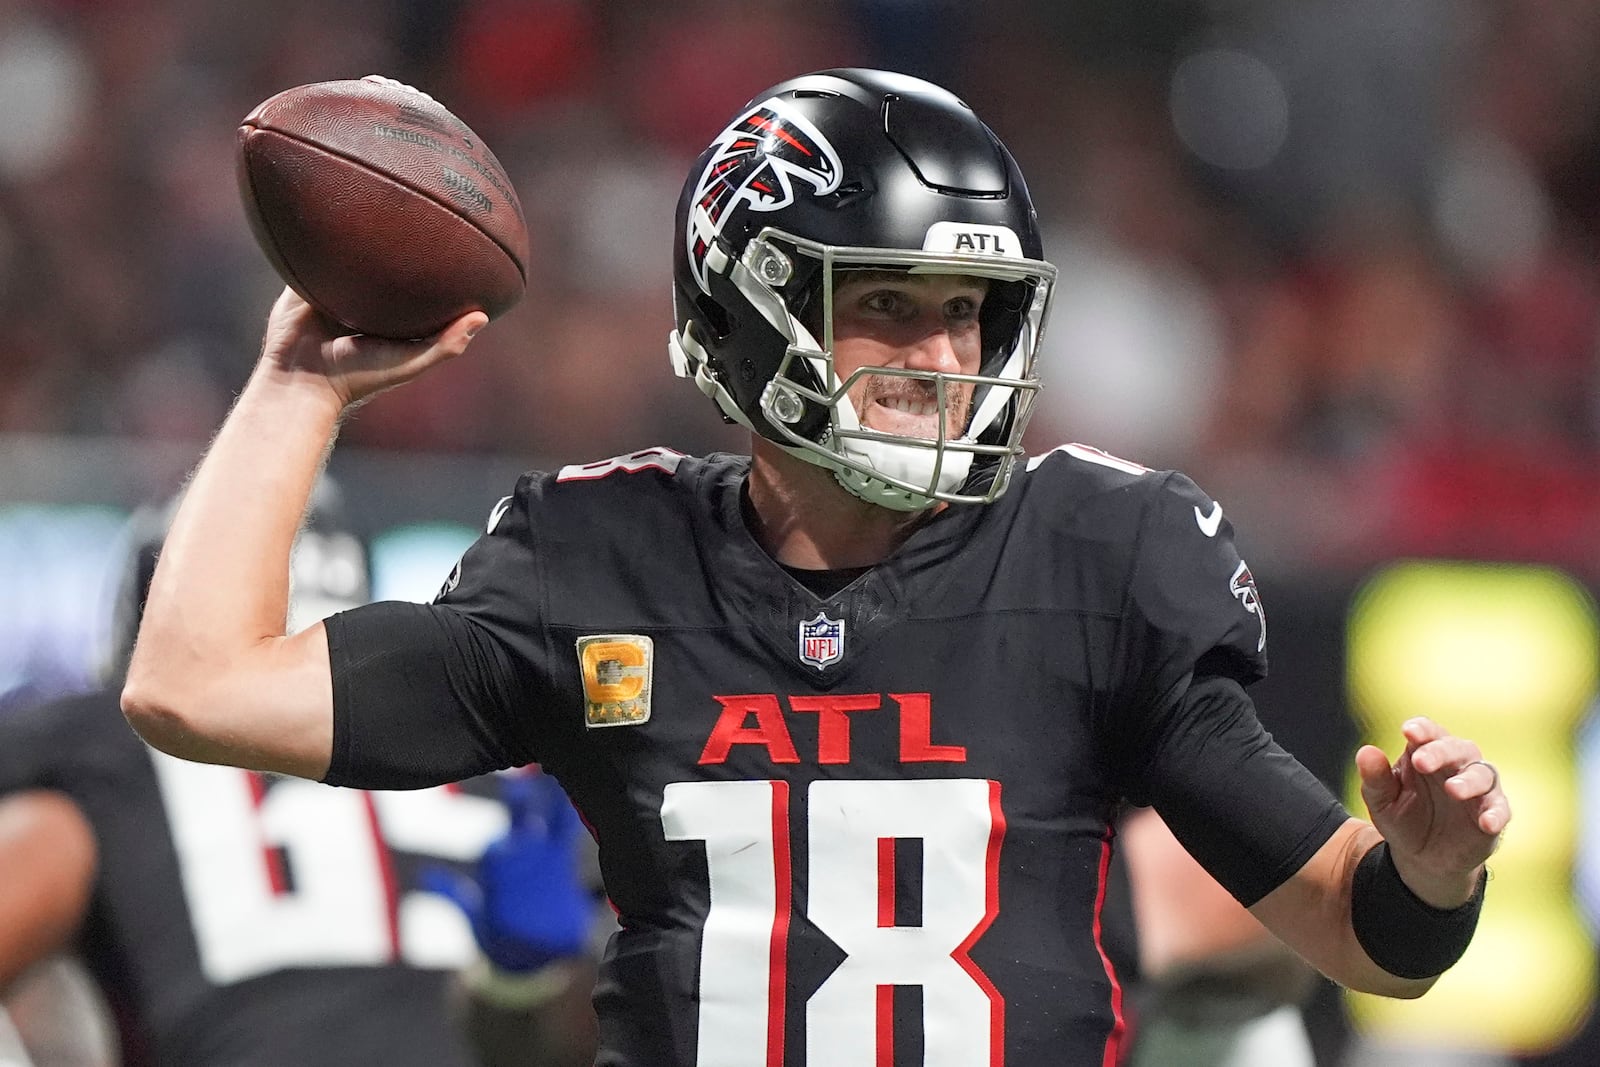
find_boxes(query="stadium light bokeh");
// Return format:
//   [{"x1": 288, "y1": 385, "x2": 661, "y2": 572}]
[{"x1": 1346, "y1": 561, "x2": 1598, "y2": 1053}]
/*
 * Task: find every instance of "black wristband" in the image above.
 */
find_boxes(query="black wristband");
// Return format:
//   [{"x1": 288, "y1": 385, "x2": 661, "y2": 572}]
[{"x1": 1350, "y1": 841, "x2": 1486, "y2": 980}]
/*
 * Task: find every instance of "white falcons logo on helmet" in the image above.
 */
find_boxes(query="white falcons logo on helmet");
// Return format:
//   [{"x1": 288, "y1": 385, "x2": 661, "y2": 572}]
[{"x1": 686, "y1": 98, "x2": 842, "y2": 294}]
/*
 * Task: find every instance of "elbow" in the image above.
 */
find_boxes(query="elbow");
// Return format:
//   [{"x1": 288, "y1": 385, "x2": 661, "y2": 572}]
[
  {"x1": 120, "y1": 672, "x2": 203, "y2": 761},
  {"x1": 1343, "y1": 966, "x2": 1439, "y2": 1000},
  {"x1": 1387, "y1": 977, "x2": 1439, "y2": 1000},
  {"x1": 1359, "y1": 977, "x2": 1437, "y2": 1001}
]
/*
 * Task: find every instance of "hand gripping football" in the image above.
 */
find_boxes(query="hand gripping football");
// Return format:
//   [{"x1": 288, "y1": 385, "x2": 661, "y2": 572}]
[{"x1": 236, "y1": 75, "x2": 529, "y2": 339}]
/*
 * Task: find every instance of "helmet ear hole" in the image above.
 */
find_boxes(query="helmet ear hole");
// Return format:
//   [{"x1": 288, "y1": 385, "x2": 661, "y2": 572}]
[
  {"x1": 779, "y1": 257, "x2": 827, "y2": 343},
  {"x1": 694, "y1": 293, "x2": 733, "y2": 340},
  {"x1": 978, "y1": 279, "x2": 1033, "y2": 371}
]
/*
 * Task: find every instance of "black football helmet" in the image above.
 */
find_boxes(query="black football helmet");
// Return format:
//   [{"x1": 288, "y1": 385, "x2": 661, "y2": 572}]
[{"x1": 670, "y1": 68, "x2": 1056, "y2": 510}]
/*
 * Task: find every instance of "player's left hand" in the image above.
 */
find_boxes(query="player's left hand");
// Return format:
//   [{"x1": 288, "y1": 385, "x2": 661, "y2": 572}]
[{"x1": 1355, "y1": 717, "x2": 1510, "y2": 908}]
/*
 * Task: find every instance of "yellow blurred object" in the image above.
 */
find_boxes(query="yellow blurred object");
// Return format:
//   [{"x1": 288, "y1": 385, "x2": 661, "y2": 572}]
[{"x1": 1345, "y1": 561, "x2": 1597, "y2": 1053}]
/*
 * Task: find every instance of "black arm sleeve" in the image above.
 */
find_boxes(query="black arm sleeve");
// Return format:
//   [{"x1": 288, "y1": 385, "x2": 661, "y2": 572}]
[
  {"x1": 323, "y1": 601, "x2": 540, "y2": 789},
  {"x1": 1133, "y1": 674, "x2": 1349, "y2": 907},
  {"x1": 1109, "y1": 472, "x2": 1346, "y2": 905}
]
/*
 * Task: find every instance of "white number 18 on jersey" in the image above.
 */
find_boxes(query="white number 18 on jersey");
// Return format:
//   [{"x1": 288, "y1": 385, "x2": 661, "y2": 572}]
[{"x1": 663, "y1": 777, "x2": 1005, "y2": 1066}]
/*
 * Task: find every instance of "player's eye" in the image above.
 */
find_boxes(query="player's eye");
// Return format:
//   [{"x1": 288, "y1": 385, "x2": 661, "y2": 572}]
[
  {"x1": 944, "y1": 296, "x2": 981, "y2": 322},
  {"x1": 860, "y1": 289, "x2": 911, "y2": 317}
]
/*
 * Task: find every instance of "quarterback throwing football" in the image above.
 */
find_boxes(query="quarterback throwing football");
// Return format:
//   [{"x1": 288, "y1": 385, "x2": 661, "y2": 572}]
[{"x1": 125, "y1": 69, "x2": 1509, "y2": 1066}]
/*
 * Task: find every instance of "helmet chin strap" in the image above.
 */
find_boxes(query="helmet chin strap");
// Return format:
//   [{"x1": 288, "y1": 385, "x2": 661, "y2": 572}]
[{"x1": 832, "y1": 461, "x2": 946, "y2": 512}]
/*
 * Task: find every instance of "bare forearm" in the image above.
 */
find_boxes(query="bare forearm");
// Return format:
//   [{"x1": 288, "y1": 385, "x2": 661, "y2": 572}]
[
  {"x1": 122, "y1": 363, "x2": 343, "y2": 778},
  {"x1": 154, "y1": 363, "x2": 342, "y2": 651},
  {"x1": 121, "y1": 289, "x2": 485, "y2": 778},
  {"x1": 1251, "y1": 820, "x2": 1438, "y2": 998}
]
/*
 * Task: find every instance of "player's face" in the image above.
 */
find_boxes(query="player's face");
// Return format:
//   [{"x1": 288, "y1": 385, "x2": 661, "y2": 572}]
[{"x1": 830, "y1": 271, "x2": 989, "y2": 441}]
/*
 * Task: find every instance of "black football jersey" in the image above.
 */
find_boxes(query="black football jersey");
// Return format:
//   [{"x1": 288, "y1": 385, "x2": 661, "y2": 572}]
[
  {"x1": 325, "y1": 445, "x2": 1346, "y2": 1067},
  {"x1": 0, "y1": 690, "x2": 515, "y2": 1067}
]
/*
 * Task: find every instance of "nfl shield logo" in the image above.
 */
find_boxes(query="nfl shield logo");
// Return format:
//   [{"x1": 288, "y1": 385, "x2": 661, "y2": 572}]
[{"x1": 798, "y1": 611, "x2": 844, "y2": 670}]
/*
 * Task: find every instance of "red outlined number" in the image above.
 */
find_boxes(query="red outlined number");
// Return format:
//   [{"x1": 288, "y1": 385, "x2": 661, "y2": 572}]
[
  {"x1": 151, "y1": 752, "x2": 508, "y2": 984},
  {"x1": 662, "y1": 777, "x2": 1006, "y2": 1066}
]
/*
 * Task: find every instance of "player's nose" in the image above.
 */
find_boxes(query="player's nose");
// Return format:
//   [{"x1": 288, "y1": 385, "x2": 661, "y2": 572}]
[{"x1": 902, "y1": 326, "x2": 965, "y2": 374}]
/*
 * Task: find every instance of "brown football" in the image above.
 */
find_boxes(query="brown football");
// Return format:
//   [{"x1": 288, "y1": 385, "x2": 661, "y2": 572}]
[{"x1": 236, "y1": 75, "x2": 528, "y2": 339}]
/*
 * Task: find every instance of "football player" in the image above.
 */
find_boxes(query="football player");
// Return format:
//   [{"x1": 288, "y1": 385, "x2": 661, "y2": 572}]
[
  {"x1": 123, "y1": 68, "x2": 1510, "y2": 1066},
  {"x1": 0, "y1": 483, "x2": 597, "y2": 1066}
]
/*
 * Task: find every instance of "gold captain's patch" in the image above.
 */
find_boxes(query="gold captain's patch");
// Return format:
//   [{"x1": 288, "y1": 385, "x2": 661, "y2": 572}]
[{"x1": 576, "y1": 634, "x2": 653, "y2": 727}]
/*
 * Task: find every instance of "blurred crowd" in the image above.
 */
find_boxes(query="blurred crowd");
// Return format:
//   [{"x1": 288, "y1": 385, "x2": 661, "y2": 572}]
[{"x1": 3, "y1": 0, "x2": 1600, "y2": 576}]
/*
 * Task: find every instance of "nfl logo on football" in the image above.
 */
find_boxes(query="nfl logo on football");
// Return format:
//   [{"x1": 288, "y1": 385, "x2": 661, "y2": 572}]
[{"x1": 798, "y1": 611, "x2": 844, "y2": 670}]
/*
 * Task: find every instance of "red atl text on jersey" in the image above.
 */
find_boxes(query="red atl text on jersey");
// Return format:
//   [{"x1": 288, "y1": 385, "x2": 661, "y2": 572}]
[{"x1": 698, "y1": 692, "x2": 967, "y2": 765}]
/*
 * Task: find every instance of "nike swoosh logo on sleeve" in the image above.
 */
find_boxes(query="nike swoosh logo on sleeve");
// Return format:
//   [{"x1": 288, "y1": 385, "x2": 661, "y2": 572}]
[{"x1": 1194, "y1": 501, "x2": 1223, "y2": 537}]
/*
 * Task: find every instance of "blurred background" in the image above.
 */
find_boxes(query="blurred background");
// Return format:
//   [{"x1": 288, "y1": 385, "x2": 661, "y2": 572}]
[{"x1": 1, "y1": 0, "x2": 1597, "y2": 1063}]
